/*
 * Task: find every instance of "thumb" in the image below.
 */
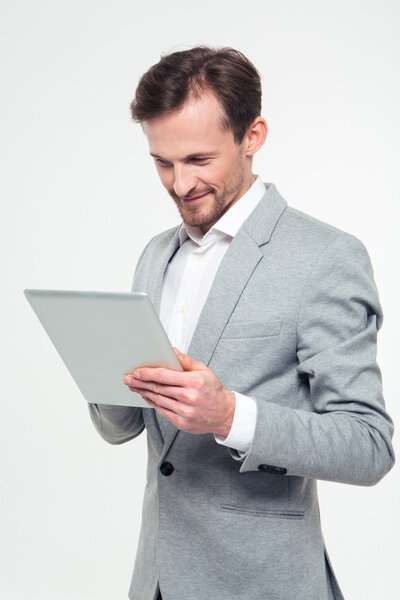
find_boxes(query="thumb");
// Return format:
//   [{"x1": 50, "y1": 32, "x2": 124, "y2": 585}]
[{"x1": 173, "y1": 347, "x2": 207, "y2": 372}]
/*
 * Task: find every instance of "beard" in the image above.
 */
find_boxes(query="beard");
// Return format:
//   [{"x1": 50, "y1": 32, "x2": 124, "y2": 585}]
[{"x1": 170, "y1": 165, "x2": 246, "y2": 231}]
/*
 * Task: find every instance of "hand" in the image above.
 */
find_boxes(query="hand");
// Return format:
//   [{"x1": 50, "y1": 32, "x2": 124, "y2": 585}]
[{"x1": 123, "y1": 348, "x2": 235, "y2": 437}]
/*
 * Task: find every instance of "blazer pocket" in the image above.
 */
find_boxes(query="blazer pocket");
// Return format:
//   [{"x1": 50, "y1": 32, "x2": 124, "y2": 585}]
[
  {"x1": 221, "y1": 318, "x2": 282, "y2": 340},
  {"x1": 220, "y1": 504, "x2": 304, "y2": 519}
]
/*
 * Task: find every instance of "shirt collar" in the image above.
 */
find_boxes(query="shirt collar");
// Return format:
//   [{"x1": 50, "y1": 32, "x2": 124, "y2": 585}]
[{"x1": 178, "y1": 174, "x2": 266, "y2": 247}]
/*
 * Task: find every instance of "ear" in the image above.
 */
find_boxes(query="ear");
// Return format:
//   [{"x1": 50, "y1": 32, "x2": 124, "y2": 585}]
[{"x1": 244, "y1": 117, "x2": 268, "y2": 157}]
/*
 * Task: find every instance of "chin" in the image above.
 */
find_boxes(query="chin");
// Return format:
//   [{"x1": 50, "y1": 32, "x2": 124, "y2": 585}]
[{"x1": 181, "y1": 210, "x2": 215, "y2": 229}]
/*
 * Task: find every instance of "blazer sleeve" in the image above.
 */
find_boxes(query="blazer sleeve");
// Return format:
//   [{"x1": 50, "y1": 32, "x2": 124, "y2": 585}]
[
  {"x1": 88, "y1": 403, "x2": 144, "y2": 445},
  {"x1": 230, "y1": 233, "x2": 395, "y2": 486}
]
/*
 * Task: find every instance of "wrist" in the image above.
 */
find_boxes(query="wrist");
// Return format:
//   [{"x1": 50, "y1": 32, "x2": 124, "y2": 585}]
[{"x1": 215, "y1": 389, "x2": 236, "y2": 439}]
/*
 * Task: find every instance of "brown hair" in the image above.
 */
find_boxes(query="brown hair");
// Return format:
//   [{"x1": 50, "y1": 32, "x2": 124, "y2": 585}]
[{"x1": 130, "y1": 46, "x2": 262, "y2": 145}]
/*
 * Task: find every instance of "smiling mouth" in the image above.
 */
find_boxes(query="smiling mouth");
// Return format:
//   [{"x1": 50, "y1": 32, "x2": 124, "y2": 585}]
[{"x1": 182, "y1": 192, "x2": 209, "y2": 204}]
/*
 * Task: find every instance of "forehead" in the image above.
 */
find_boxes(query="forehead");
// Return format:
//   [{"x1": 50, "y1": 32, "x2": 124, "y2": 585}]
[{"x1": 142, "y1": 91, "x2": 234, "y2": 157}]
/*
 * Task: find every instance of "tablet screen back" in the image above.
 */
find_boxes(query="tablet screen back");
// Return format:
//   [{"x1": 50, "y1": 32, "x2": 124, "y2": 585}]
[{"x1": 24, "y1": 290, "x2": 182, "y2": 408}]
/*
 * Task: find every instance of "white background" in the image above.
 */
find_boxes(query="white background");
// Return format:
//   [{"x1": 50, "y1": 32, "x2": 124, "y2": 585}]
[{"x1": 1, "y1": 1, "x2": 399, "y2": 598}]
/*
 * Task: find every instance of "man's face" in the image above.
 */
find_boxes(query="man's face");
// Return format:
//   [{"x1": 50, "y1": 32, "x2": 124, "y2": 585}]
[{"x1": 142, "y1": 90, "x2": 254, "y2": 234}]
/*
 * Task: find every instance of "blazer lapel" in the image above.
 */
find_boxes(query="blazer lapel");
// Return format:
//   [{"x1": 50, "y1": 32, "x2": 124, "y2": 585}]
[
  {"x1": 146, "y1": 228, "x2": 181, "y2": 312},
  {"x1": 187, "y1": 183, "x2": 287, "y2": 365},
  {"x1": 187, "y1": 228, "x2": 263, "y2": 365},
  {"x1": 160, "y1": 183, "x2": 288, "y2": 455}
]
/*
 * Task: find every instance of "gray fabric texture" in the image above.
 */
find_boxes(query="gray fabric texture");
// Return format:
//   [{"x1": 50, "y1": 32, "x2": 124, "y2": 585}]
[{"x1": 89, "y1": 182, "x2": 394, "y2": 600}]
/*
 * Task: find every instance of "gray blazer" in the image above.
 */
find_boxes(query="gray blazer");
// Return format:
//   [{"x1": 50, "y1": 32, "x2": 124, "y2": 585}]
[{"x1": 89, "y1": 183, "x2": 394, "y2": 600}]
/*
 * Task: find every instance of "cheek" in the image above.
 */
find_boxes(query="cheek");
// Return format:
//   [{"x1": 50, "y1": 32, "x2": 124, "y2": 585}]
[
  {"x1": 200, "y1": 165, "x2": 223, "y2": 189},
  {"x1": 210, "y1": 161, "x2": 234, "y2": 184}
]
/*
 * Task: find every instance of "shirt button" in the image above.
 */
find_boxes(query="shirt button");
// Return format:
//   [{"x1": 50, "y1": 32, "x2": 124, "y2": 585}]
[
  {"x1": 179, "y1": 304, "x2": 187, "y2": 313},
  {"x1": 196, "y1": 253, "x2": 204, "y2": 261}
]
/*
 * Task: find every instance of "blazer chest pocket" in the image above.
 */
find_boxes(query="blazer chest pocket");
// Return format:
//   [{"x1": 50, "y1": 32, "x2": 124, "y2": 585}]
[
  {"x1": 220, "y1": 504, "x2": 304, "y2": 520},
  {"x1": 221, "y1": 318, "x2": 282, "y2": 340}
]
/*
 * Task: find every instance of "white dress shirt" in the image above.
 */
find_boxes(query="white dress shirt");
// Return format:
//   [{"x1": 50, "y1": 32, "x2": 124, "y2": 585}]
[{"x1": 159, "y1": 175, "x2": 266, "y2": 453}]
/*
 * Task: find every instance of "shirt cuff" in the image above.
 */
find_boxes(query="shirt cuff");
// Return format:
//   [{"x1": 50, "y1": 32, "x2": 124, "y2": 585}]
[{"x1": 214, "y1": 392, "x2": 257, "y2": 453}]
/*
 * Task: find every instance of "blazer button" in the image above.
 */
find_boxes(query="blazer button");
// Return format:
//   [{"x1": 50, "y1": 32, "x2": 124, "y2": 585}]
[
  {"x1": 272, "y1": 466, "x2": 287, "y2": 475},
  {"x1": 258, "y1": 464, "x2": 287, "y2": 475},
  {"x1": 258, "y1": 464, "x2": 271, "y2": 472},
  {"x1": 160, "y1": 461, "x2": 174, "y2": 476}
]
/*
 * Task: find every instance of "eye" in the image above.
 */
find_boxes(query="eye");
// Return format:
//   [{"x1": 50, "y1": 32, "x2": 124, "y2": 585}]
[
  {"x1": 190, "y1": 158, "x2": 209, "y2": 164},
  {"x1": 156, "y1": 159, "x2": 171, "y2": 168}
]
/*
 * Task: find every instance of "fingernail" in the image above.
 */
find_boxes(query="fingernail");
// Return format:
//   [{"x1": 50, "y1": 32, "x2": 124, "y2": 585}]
[
  {"x1": 124, "y1": 375, "x2": 132, "y2": 385},
  {"x1": 134, "y1": 370, "x2": 141, "y2": 379}
]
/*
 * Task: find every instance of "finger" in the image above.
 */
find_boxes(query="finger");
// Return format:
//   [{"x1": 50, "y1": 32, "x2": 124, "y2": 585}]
[
  {"x1": 173, "y1": 348, "x2": 208, "y2": 372},
  {"x1": 143, "y1": 397, "x2": 157, "y2": 408},
  {"x1": 133, "y1": 352, "x2": 207, "y2": 382},
  {"x1": 144, "y1": 398, "x2": 188, "y2": 430},
  {"x1": 140, "y1": 390, "x2": 185, "y2": 415},
  {"x1": 128, "y1": 367, "x2": 190, "y2": 387},
  {"x1": 128, "y1": 381, "x2": 196, "y2": 403}
]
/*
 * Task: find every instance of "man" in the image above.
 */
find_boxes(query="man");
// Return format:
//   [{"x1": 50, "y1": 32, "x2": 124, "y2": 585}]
[{"x1": 88, "y1": 46, "x2": 394, "y2": 600}]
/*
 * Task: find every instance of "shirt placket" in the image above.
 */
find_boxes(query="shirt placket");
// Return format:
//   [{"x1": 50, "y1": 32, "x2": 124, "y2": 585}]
[{"x1": 178, "y1": 244, "x2": 207, "y2": 353}]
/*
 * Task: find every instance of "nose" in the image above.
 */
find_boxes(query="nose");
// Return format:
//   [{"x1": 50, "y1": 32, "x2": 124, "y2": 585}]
[{"x1": 173, "y1": 164, "x2": 198, "y2": 199}]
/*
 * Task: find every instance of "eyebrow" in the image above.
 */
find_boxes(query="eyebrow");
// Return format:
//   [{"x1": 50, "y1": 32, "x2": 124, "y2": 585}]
[{"x1": 149, "y1": 152, "x2": 217, "y2": 160}]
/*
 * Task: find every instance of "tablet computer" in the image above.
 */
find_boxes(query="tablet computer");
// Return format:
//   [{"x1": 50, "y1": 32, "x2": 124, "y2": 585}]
[{"x1": 24, "y1": 289, "x2": 183, "y2": 408}]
